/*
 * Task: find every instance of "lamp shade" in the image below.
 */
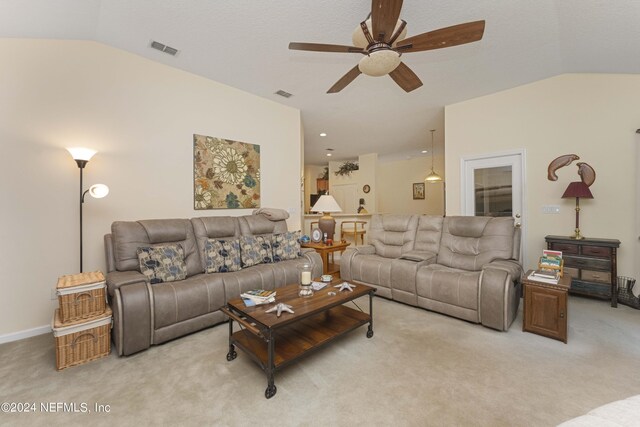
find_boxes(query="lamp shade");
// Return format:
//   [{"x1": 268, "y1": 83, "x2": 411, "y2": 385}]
[
  {"x1": 311, "y1": 195, "x2": 342, "y2": 213},
  {"x1": 425, "y1": 170, "x2": 443, "y2": 182},
  {"x1": 88, "y1": 184, "x2": 109, "y2": 198},
  {"x1": 67, "y1": 147, "x2": 97, "y2": 161},
  {"x1": 562, "y1": 182, "x2": 593, "y2": 199}
]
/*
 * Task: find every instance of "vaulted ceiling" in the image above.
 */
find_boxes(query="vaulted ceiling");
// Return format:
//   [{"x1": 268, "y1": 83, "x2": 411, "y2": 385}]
[{"x1": 2, "y1": 1, "x2": 640, "y2": 164}]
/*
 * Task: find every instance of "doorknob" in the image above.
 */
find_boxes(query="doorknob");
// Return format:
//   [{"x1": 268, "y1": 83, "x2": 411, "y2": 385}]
[
  {"x1": 515, "y1": 223, "x2": 521, "y2": 229},
  {"x1": 515, "y1": 213, "x2": 521, "y2": 218}
]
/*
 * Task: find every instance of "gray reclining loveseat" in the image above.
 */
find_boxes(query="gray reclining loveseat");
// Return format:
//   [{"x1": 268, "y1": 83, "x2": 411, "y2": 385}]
[
  {"x1": 104, "y1": 214, "x2": 322, "y2": 356},
  {"x1": 340, "y1": 214, "x2": 522, "y2": 331}
]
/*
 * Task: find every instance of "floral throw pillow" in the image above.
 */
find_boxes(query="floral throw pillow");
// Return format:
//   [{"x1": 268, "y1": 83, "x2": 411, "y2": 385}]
[
  {"x1": 204, "y1": 238, "x2": 241, "y2": 273},
  {"x1": 272, "y1": 231, "x2": 302, "y2": 262},
  {"x1": 137, "y1": 244, "x2": 187, "y2": 285},
  {"x1": 239, "y1": 235, "x2": 273, "y2": 268}
]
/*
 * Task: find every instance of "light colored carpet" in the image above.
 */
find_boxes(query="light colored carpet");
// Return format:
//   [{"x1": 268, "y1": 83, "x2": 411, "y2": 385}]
[{"x1": 1, "y1": 295, "x2": 639, "y2": 427}]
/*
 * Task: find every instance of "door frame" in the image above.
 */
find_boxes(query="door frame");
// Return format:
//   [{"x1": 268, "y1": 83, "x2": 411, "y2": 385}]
[{"x1": 460, "y1": 148, "x2": 527, "y2": 262}]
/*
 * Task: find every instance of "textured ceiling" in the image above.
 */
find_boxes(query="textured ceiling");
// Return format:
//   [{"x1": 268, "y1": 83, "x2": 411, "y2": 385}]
[{"x1": 2, "y1": 0, "x2": 640, "y2": 164}]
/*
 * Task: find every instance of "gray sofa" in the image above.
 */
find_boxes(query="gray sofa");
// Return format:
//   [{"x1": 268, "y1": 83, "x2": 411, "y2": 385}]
[
  {"x1": 104, "y1": 214, "x2": 322, "y2": 356},
  {"x1": 340, "y1": 214, "x2": 522, "y2": 331}
]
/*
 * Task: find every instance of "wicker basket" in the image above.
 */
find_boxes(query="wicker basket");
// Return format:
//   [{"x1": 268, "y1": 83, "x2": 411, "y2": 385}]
[
  {"x1": 56, "y1": 271, "x2": 106, "y2": 323},
  {"x1": 617, "y1": 276, "x2": 640, "y2": 309},
  {"x1": 52, "y1": 306, "x2": 112, "y2": 370}
]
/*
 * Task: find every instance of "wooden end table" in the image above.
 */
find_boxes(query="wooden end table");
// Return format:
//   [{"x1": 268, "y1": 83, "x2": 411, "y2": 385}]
[
  {"x1": 522, "y1": 270, "x2": 571, "y2": 343},
  {"x1": 301, "y1": 241, "x2": 350, "y2": 275},
  {"x1": 221, "y1": 280, "x2": 375, "y2": 398}
]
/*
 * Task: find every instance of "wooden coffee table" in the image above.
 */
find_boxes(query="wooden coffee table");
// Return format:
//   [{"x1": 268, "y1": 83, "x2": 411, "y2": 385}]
[{"x1": 220, "y1": 279, "x2": 375, "y2": 398}]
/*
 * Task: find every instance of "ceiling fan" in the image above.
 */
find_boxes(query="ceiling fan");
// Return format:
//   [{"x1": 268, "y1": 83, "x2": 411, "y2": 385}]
[{"x1": 289, "y1": 0, "x2": 485, "y2": 93}]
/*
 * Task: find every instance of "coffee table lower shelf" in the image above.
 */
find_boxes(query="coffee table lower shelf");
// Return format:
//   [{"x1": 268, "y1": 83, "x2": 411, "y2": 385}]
[
  {"x1": 222, "y1": 298, "x2": 373, "y2": 399},
  {"x1": 232, "y1": 305, "x2": 369, "y2": 369}
]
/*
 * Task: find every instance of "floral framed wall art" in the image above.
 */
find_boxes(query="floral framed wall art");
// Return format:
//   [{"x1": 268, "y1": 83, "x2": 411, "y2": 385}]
[
  {"x1": 193, "y1": 134, "x2": 260, "y2": 209},
  {"x1": 412, "y1": 182, "x2": 425, "y2": 200}
]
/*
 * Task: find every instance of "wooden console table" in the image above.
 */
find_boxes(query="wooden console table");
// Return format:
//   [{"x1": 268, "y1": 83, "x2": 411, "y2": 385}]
[
  {"x1": 545, "y1": 235, "x2": 621, "y2": 307},
  {"x1": 301, "y1": 241, "x2": 350, "y2": 276}
]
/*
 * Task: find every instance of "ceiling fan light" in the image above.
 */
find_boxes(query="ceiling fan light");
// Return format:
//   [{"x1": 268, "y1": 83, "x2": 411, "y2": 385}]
[
  {"x1": 352, "y1": 19, "x2": 408, "y2": 47},
  {"x1": 358, "y1": 50, "x2": 401, "y2": 76}
]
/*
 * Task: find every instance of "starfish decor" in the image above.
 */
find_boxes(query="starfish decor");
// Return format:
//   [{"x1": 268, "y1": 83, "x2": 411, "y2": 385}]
[
  {"x1": 265, "y1": 303, "x2": 294, "y2": 317},
  {"x1": 334, "y1": 282, "x2": 356, "y2": 292}
]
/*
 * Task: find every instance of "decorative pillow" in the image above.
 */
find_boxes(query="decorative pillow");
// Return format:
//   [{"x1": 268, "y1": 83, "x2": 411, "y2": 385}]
[
  {"x1": 272, "y1": 231, "x2": 302, "y2": 262},
  {"x1": 239, "y1": 235, "x2": 273, "y2": 268},
  {"x1": 137, "y1": 244, "x2": 187, "y2": 285},
  {"x1": 204, "y1": 238, "x2": 241, "y2": 273}
]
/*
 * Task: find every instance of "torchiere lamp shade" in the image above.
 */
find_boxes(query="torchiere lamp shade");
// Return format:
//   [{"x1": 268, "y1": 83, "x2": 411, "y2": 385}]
[
  {"x1": 310, "y1": 195, "x2": 342, "y2": 242},
  {"x1": 562, "y1": 181, "x2": 593, "y2": 240}
]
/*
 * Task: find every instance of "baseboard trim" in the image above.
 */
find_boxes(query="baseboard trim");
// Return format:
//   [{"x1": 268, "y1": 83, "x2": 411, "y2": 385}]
[{"x1": 0, "y1": 325, "x2": 51, "y2": 345}]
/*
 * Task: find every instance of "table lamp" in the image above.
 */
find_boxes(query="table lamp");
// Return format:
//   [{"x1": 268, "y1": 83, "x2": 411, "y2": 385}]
[
  {"x1": 561, "y1": 181, "x2": 593, "y2": 240},
  {"x1": 310, "y1": 195, "x2": 342, "y2": 241}
]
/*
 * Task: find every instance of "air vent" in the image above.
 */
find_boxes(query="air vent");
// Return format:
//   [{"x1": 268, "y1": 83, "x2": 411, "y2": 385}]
[
  {"x1": 275, "y1": 90, "x2": 293, "y2": 98},
  {"x1": 150, "y1": 40, "x2": 179, "y2": 56}
]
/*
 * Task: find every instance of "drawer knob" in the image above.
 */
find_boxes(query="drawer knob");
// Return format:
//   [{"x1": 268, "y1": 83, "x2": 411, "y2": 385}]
[{"x1": 560, "y1": 312, "x2": 565, "y2": 318}]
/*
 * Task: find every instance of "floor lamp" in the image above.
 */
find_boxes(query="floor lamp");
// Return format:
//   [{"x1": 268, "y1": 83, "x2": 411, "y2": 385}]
[{"x1": 67, "y1": 148, "x2": 109, "y2": 272}]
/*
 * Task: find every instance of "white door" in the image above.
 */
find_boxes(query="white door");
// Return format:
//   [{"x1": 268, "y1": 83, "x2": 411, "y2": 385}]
[
  {"x1": 461, "y1": 150, "x2": 525, "y2": 259},
  {"x1": 636, "y1": 135, "x2": 640, "y2": 294}
]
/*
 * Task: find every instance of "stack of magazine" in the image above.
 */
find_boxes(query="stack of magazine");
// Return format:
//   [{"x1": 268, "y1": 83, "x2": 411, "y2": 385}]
[
  {"x1": 540, "y1": 249, "x2": 562, "y2": 268},
  {"x1": 241, "y1": 289, "x2": 276, "y2": 307},
  {"x1": 528, "y1": 268, "x2": 560, "y2": 284},
  {"x1": 528, "y1": 250, "x2": 563, "y2": 284}
]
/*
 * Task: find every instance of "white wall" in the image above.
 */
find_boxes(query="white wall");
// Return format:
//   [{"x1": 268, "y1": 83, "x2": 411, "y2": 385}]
[
  {"x1": 303, "y1": 164, "x2": 326, "y2": 213},
  {"x1": 377, "y1": 156, "x2": 445, "y2": 215},
  {"x1": 0, "y1": 39, "x2": 302, "y2": 337},
  {"x1": 329, "y1": 154, "x2": 378, "y2": 214},
  {"x1": 446, "y1": 74, "x2": 639, "y2": 282},
  {"x1": 358, "y1": 153, "x2": 378, "y2": 214}
]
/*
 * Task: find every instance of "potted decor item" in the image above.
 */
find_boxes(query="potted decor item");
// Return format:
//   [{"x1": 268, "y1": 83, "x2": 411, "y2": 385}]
[{"x1": 335, "y1": 161, "x2": 359, "y2": 176}]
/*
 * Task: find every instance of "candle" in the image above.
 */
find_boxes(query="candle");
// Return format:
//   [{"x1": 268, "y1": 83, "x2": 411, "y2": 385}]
[{"x1": 301, "y1": 271, "x2": 312, "y2": 285}]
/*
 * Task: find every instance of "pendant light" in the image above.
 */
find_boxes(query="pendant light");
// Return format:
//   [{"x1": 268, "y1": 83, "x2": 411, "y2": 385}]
[{"x1": 425, "y1": 129, "x2": 443, "y2": 182}]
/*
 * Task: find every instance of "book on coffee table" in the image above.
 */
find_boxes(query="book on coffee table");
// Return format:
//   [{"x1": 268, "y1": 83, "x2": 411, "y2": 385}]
[{"x1": 241, "y1": 289, "x2": 276, "y2": 306}]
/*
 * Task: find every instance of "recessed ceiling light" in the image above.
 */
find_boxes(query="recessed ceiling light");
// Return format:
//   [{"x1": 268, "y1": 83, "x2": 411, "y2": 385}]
[
  {"x1": 421, "y1": 150, "x2": 428, "y2": 154},
  {"x1": 326, "y1": 153, "x2": 332, "y2": 157},
  {"x1": 320, "y1": 133, "x2": 327, "y2": 137}
]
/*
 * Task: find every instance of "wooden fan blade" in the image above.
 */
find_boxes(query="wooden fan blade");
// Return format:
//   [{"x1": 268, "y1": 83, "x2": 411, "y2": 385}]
[
  {"x1": 388, "y1": 62, "x2": 423, "y2": 92},
  {"x1": 327, "y1": 66, "x2": 362, "y2": 93},
  {"x1": 371, "y1": 0, "x2": 404, "y2": 42},
  {"x1": 395, "y1": 20, "x2": 485, "y2": 53},
  {"x1": 289, "y1": 42, "x2": 365, "y2": 54}
]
